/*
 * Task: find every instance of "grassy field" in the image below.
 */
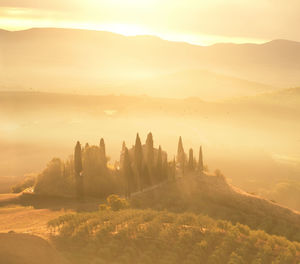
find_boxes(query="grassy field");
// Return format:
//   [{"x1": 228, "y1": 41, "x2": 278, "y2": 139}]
[
  {"x1": 0, "y1": 192, "x2": 104, "y2": 237},
  {"x1": 0, "y1": 193, "x2": 74, "y2": 263},
  {"x1": 0, "y1": 193, "x2": 73, "y2": 239}
]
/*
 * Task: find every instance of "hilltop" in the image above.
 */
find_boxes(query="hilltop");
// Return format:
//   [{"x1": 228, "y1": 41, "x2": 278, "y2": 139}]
[{"x1": 0, "y1": 90, "x2": 299, "y2": 210}]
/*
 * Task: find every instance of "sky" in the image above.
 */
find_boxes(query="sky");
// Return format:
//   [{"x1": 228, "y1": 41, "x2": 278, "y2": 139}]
[{"x1": 0, "y1": 0, "x2": 299, "y2": 45}]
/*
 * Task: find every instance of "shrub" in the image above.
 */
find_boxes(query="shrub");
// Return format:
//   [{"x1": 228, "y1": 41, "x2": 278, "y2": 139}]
[
  {"x1": 106, "y1": 194, "x2": 129, "y2": 211},
  {"x1": 99, "y1": 204, "x2": 110, "y2": 211},
  {"x1": 11, "y1": 173, "x2": 36, "y2": 193}
]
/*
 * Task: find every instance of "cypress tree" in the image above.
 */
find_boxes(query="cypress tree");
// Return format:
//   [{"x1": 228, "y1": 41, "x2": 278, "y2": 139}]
[
  {"x1": 156, "y1": 145, "x2": 163, "y2": 183},
  {"x1": 177, "y1": 136, "x2": 185, "y2": 176},
  {"x1": 123, "y1": 146, "x2": 133, "y2": 198},
  {"x1": 99, "y1": 138, "x2": 107, "y2": 168},
  {"x1": 198, "y1": 146, "x2": 204, "y2": 173},
  {"x1": 145, "y1": 132, "x2": 154, "y2": 185},
  {"x1": 188, "y1": 148, "x2": 194, "y2": 171},
  {"x1": 162, "y1": 155, "x2": 168, "y2": 181},
  {"x1": 171, "y1": 157, "x2": 176, "y2": 181},
  {"x1": 74, "y1": 141, "x2": 83, "y2": 199},
  {"x1": 122, "y1": 141, "x2": 126, "y2": 152},
  {"x1": 120, "y1": 141, "x2": 126, "y2": 170},
  {"x1": 134, "y1": 133, "x2": 143, "y2": 190}
]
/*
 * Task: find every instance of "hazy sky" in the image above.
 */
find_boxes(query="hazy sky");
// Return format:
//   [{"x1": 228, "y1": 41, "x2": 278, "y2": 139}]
[{"x1": 0, "y1": 0, "x2": 299, "y2": 45}]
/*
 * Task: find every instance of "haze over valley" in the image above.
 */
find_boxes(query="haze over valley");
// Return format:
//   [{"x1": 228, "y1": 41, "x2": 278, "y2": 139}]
[
  {"x1": 1, "y1": 28, "x2": 300, "y2": 99},
  {"x1": 1, "y1": 2, "x2": 300, "y2": 262}
]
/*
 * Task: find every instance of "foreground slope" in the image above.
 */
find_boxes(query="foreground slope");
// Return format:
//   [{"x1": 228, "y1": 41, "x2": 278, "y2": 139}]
[
  {"x1": 132, "y1": 173, "x2": 300, "y2": 242},
  {"x1": 0, "y1": 233, "x2": 69, "y2": 264},
  {"x1": 49, "y1": 208, "x2": 300, "y2": 264}
]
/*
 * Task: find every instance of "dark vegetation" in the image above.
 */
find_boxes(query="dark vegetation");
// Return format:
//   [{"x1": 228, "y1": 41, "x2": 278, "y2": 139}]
[
  {"x1": 49, "y1": 209, "x2": 300, "y2": 264},
  {"x1": 33, "y1": 133, "x2": 201, "y2": 199},
  {"x1": 11, "y1": 173, "x2": 36, "y2": 193}
]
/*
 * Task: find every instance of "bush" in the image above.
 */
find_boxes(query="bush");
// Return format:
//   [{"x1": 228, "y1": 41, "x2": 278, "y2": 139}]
[
  {"x1": 11, "y1": 173, "x2": 36, "y2": 193},
  {"x1": 99, "y1": 204, "x2": 110, "y2": 211},
  {"x1": 106, "y1": 194, "x2": 129, "y2": 211}
]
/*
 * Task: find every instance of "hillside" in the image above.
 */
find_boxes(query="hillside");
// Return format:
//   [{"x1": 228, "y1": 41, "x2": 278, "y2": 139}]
[
  {"x1": 1, "y1": 28, "x2": 300, "y2": 98},
  {"x1": 1, "y1": 170, "x2": 300, "y2": 263},
  {"x1": 132, "y1": 173, "x2": 300, "y2": 242},
  {"x1": 0, "y1": 233, "x2": 69, "y2": 264},
  {"x1": 49, "y1": 208, "x2": 300, "y2": 264}
]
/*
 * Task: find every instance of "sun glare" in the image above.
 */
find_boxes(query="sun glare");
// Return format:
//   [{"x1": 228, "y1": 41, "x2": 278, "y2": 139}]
[{"x1": 93, "y1": 23, "x2": 151, "y2": 36}]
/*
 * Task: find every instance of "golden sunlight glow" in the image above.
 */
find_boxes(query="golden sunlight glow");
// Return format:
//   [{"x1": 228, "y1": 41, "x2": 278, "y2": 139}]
[
  {"x1": 90, "y1": 23, "x2": 152, "y2": 37},
  {"x1": 0, "y1": 4, "x2": 267, "y2": 46}
]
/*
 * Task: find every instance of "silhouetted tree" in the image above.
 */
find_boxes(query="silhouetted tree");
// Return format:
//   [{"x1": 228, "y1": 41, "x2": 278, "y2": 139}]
[
  {"x1": 120, "y1": 141, "x2": 126, "y2": 170},
  {"x1": 162, "y1": 156, "x2": 168, "y2": 181},
  {"x1": 82, "y1": 145, "x2": 103, "y2": 196},
  {"x1": 142, "y1": 164, "x2": 151, "y2": 187},
  {"x1": 188, "y1": 148, "x2": 194, "y2": 171},
  {"x1": 198, "y1": 146, "x2": 204, "y2": 173},
  {"x1": 171, "y1": 157, "x2": 176, "y2": 180},
  {"x1": 35, "y1": 157, "x2": 77, "y2": 196},
  {"x1": 74, "y1": 141, "x2": 83, "y2": 199},
  {"x1": 145, "y1": 132, "x2": 154, "y2": 185},
  {"x1": 177, "y1": 136, "x2": 186, "y2": 176},
  {"x1": 134, "y1": 133, "x2": 143, "y2": 190},
  {"x1": 123, "y1": 147, "x2": 133, "y2": 198},
  {"x1": 99, "y1": 138, "x2": 107, "y2": 168},
  {"x1": 156, "y1": 145, "x2": 163, "y2": 183}
]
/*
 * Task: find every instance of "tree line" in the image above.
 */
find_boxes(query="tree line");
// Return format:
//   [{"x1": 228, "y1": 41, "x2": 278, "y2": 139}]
[{"x1": 35, "y1": 132, "x2": 204, "y2": 199}]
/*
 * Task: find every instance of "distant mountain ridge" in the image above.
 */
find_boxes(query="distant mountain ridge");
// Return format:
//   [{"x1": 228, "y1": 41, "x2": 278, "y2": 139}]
[{"x1": 1, "y1": 27, "x2": 300, "y2": 99}]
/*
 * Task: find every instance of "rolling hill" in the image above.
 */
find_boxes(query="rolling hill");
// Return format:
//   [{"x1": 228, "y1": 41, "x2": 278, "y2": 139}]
[
  {"x1": 2, "y1": 171, "x2": 299, "y2": 264},
  {"x1": 45, "y1": 171, "x2": 300, "y2": 264},
  {"x1": 131, "y1": 172, "x2": 300, "y2": 242},
  {"x1": 124, "y1": 69, "x2": 275, "y2": 100},
  {"x1": 1, "y1": 28, "x2": 300, "y2": 99}
]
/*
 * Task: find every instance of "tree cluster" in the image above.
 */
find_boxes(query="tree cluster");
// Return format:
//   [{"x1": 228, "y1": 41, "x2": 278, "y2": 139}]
[{"x1": 34, "y1": 133, "x2": 204, "y2": 199}]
